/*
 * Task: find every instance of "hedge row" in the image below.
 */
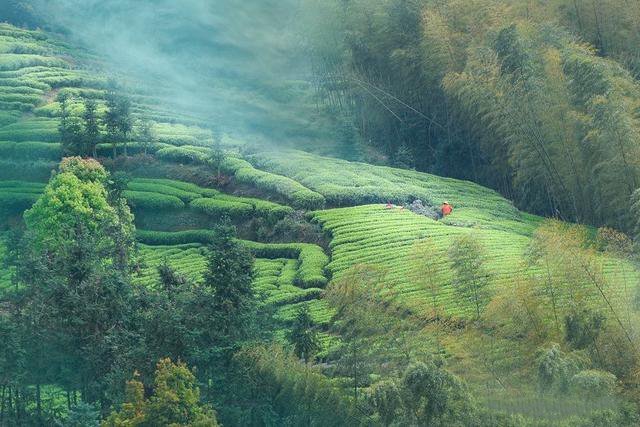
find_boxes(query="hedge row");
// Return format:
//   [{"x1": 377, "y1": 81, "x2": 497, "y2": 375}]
[
  {"x1": 127, "y1": 181, "x2": 202, "y2": 202},
  {"x1": 156, "y1": 146, "x2": 209, "y2": 164},
  {"x1": 190, "y1": 197, "x2": 254, "y2": 218},
  {"x1": 96, "y1": 142, "x2": 171, "y2": 157},
  {"x1": 264, "y1": 287, "x2": 323, "y2": 306},
  {"x1": 123, "y1": 190, "x2": 185, "y2": 211},
  {"x1": 0, "y1": 118, "x2": 59, "y2": 142},
  {"x1": 221, "y1": 157, "x2": 325, "y2": 210},
  {"x1": 132, "y1": 178, "x2": 219, "y2": 197},
  {"x1": 136, "y1": 229, "x2": 216, "y2": 246},
  {"x1": 0, "y1": 141, "x2": 61, "y2": 160},
  {"x1": 0, "y1": 77, "x2": 50, "y2": 91},
  {"x1": 0, "y1": 54, "x2": 68, "y2": 71},
  {"x1": 213, "y1": 194, "x2": 294, "y2": 221}
]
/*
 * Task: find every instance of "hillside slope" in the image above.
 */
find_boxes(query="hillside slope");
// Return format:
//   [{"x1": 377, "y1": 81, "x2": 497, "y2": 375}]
[{"x1": 0, "y1": 22, "x2": 638, "y2": 423}]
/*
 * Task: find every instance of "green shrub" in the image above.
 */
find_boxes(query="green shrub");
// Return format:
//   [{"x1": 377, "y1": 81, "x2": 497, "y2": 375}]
[
  {"x1": 0, "y1": 110, "x2": 20, "y2": 126},
  {"x1": 265, "y1": 287, "x2": 324, "y2": 306},
  {"x1": 0, "y1": 118, "x2": 60, "y2": 142},
  {"x1": 124, "y1": 191, "x2": 185, "y2": 211},
  {"x1": 0, "y1": 141, "x2": 61, "y2": 160},
  {"x1": 0, "y1": 54, "x2": 68, "y2": 71},
  {"x1": 127, "y1": 181, "x2": 202, "y2": 202},
  {"x1": 569, "y1": 370, "x2": 617, "y2": 398},
  {"x1": 214, "y1": 193, "x2": 293, "y2": 221},
  {"x1": 133, "y1": 178, "x2": 219, "y2": 197},
  {"x1": 0, "y1": 92, "x2": 41, "y2": 105},
  {"x1": 221, "y1": 156, "x2": 325, "y2": 210},
  {"x1": 296, "y1": 244, "x2": 330, "y2": 288},
  {"x1": 136, "y1": 229, "x2": 216, "y2": 246},
  {"x1": 0, "y1": 77, "x2": 50, "y2": 91},
  {"x1": 0, "y1": 180, "x2": 45, "y2": 190},
  {"x1": 156, "y1": 146, "x2": 209, "y2": 164},
  {"x1": 190, "y1": 197, "x2": 254, "y2": 218},
  {"x1": 241, "y1": 241, "x2": 329, "y2": 288}
]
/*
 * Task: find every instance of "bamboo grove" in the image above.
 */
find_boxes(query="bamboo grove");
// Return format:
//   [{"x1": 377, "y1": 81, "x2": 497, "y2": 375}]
[{"x1": 301, "y1": 0, "x2": 640, "y2": 232}]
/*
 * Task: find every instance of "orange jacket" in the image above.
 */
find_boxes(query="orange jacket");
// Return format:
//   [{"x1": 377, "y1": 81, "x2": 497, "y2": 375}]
[{"x1": 441, "y1": 203, "x2": 452, "y2": 216}]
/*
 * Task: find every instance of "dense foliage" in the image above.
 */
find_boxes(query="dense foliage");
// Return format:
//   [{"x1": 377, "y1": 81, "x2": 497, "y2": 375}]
[{"x1": 302, "y1": 0, "x2": 640, "y2": 232}]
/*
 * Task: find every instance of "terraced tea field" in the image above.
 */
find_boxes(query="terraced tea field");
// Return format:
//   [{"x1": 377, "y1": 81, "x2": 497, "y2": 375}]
[
  {"x1": 311, "y1": 204, "x2": 639, "y2": 320},
  {"x1": 134, "y1": 241, "x2": 332, "y2": 329}
]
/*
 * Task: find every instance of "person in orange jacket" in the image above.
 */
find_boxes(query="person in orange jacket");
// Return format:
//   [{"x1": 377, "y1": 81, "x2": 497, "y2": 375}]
[{"x1": 441, "y1": 201, "x2": 453, "y2": 217}]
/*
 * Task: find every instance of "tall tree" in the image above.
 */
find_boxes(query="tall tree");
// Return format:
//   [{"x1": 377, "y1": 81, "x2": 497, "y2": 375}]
[
  {"x1": 12, "y1": 157, "x2": 137, "y2": 410},
  {"x1": 105, "y1": 83, "x2": 133, "y2": 159},
  {"x1": 83, "y1": 98, "x2": 100, "y2": 158}
]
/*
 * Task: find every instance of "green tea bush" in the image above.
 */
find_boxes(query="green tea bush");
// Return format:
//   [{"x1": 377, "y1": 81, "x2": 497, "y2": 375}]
[
  {"x1": 124, "y1": 190, "x2": 185, "y2": 211},
  {"x1": 213, "y1": 193, "x2": 294, "y2": 221},
  {"x1": 127, "y1": 181, "x2": 202, "y2": 202},
  {"x1": 0, "y1": 85, "x2": 43, "y2": 94},
  {"x1": 156, "y1": 146, "x2": 209, "y2": 164},
  {"x1": 0, "y1": 118, "x2": 59, "y2": 142},
  {"x1": 0, "y1": 77, "x2": 50, "y2": 91},
  {"x1": 0, "y1": 101, "x2": 33, "y2": 111},
  {"x1": 133, "y1": 178, "x2": 219, "y2": 197},
  {"x1": 0, "y1": 141, "x2": 61, "y2": 160},
  {"x1": 248, "y1": 149, "x2": 521, "y2": 221},
  {"x1": 136, "y1": 229, "x2": 329, "y2": 288},
  {"x1": 136, "y1": 229, "x2": 216, "y2": 245},
  {"x1": 0, "y1": 181, "x2": 45, "y2": 190},
  {"x1": 265, "y1": 287, "x2": 324, "y2": 306},
  {"x1": 0, "y1": 110, "x2": 20, "y2": 126},
  {"x1": 221, "y1": 156, "x2": 325, "y2": 210},
  {"x1": 190, "y1": 197, "x2": 254, "y2": 218},
  {"x1": 295, "y1": 244, "x2": 330, "y2": 288},
  {"x1": 0, "y1": 93, "x2": 41, "y2": 105},
  {"x1": 0, "y1": 181, "x2": 44, "y2": 218},
  {"x1": 0, "y1": 54, "x2": 68, "y2": 71},
  {"x1": 0, "y1": 40, "x2": 50, "y2": 55}
]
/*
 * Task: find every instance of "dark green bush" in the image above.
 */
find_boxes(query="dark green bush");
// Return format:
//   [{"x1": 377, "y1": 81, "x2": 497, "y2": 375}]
[{"x1": 124, "y1": 190, "x2": 185, "y2": 211}]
